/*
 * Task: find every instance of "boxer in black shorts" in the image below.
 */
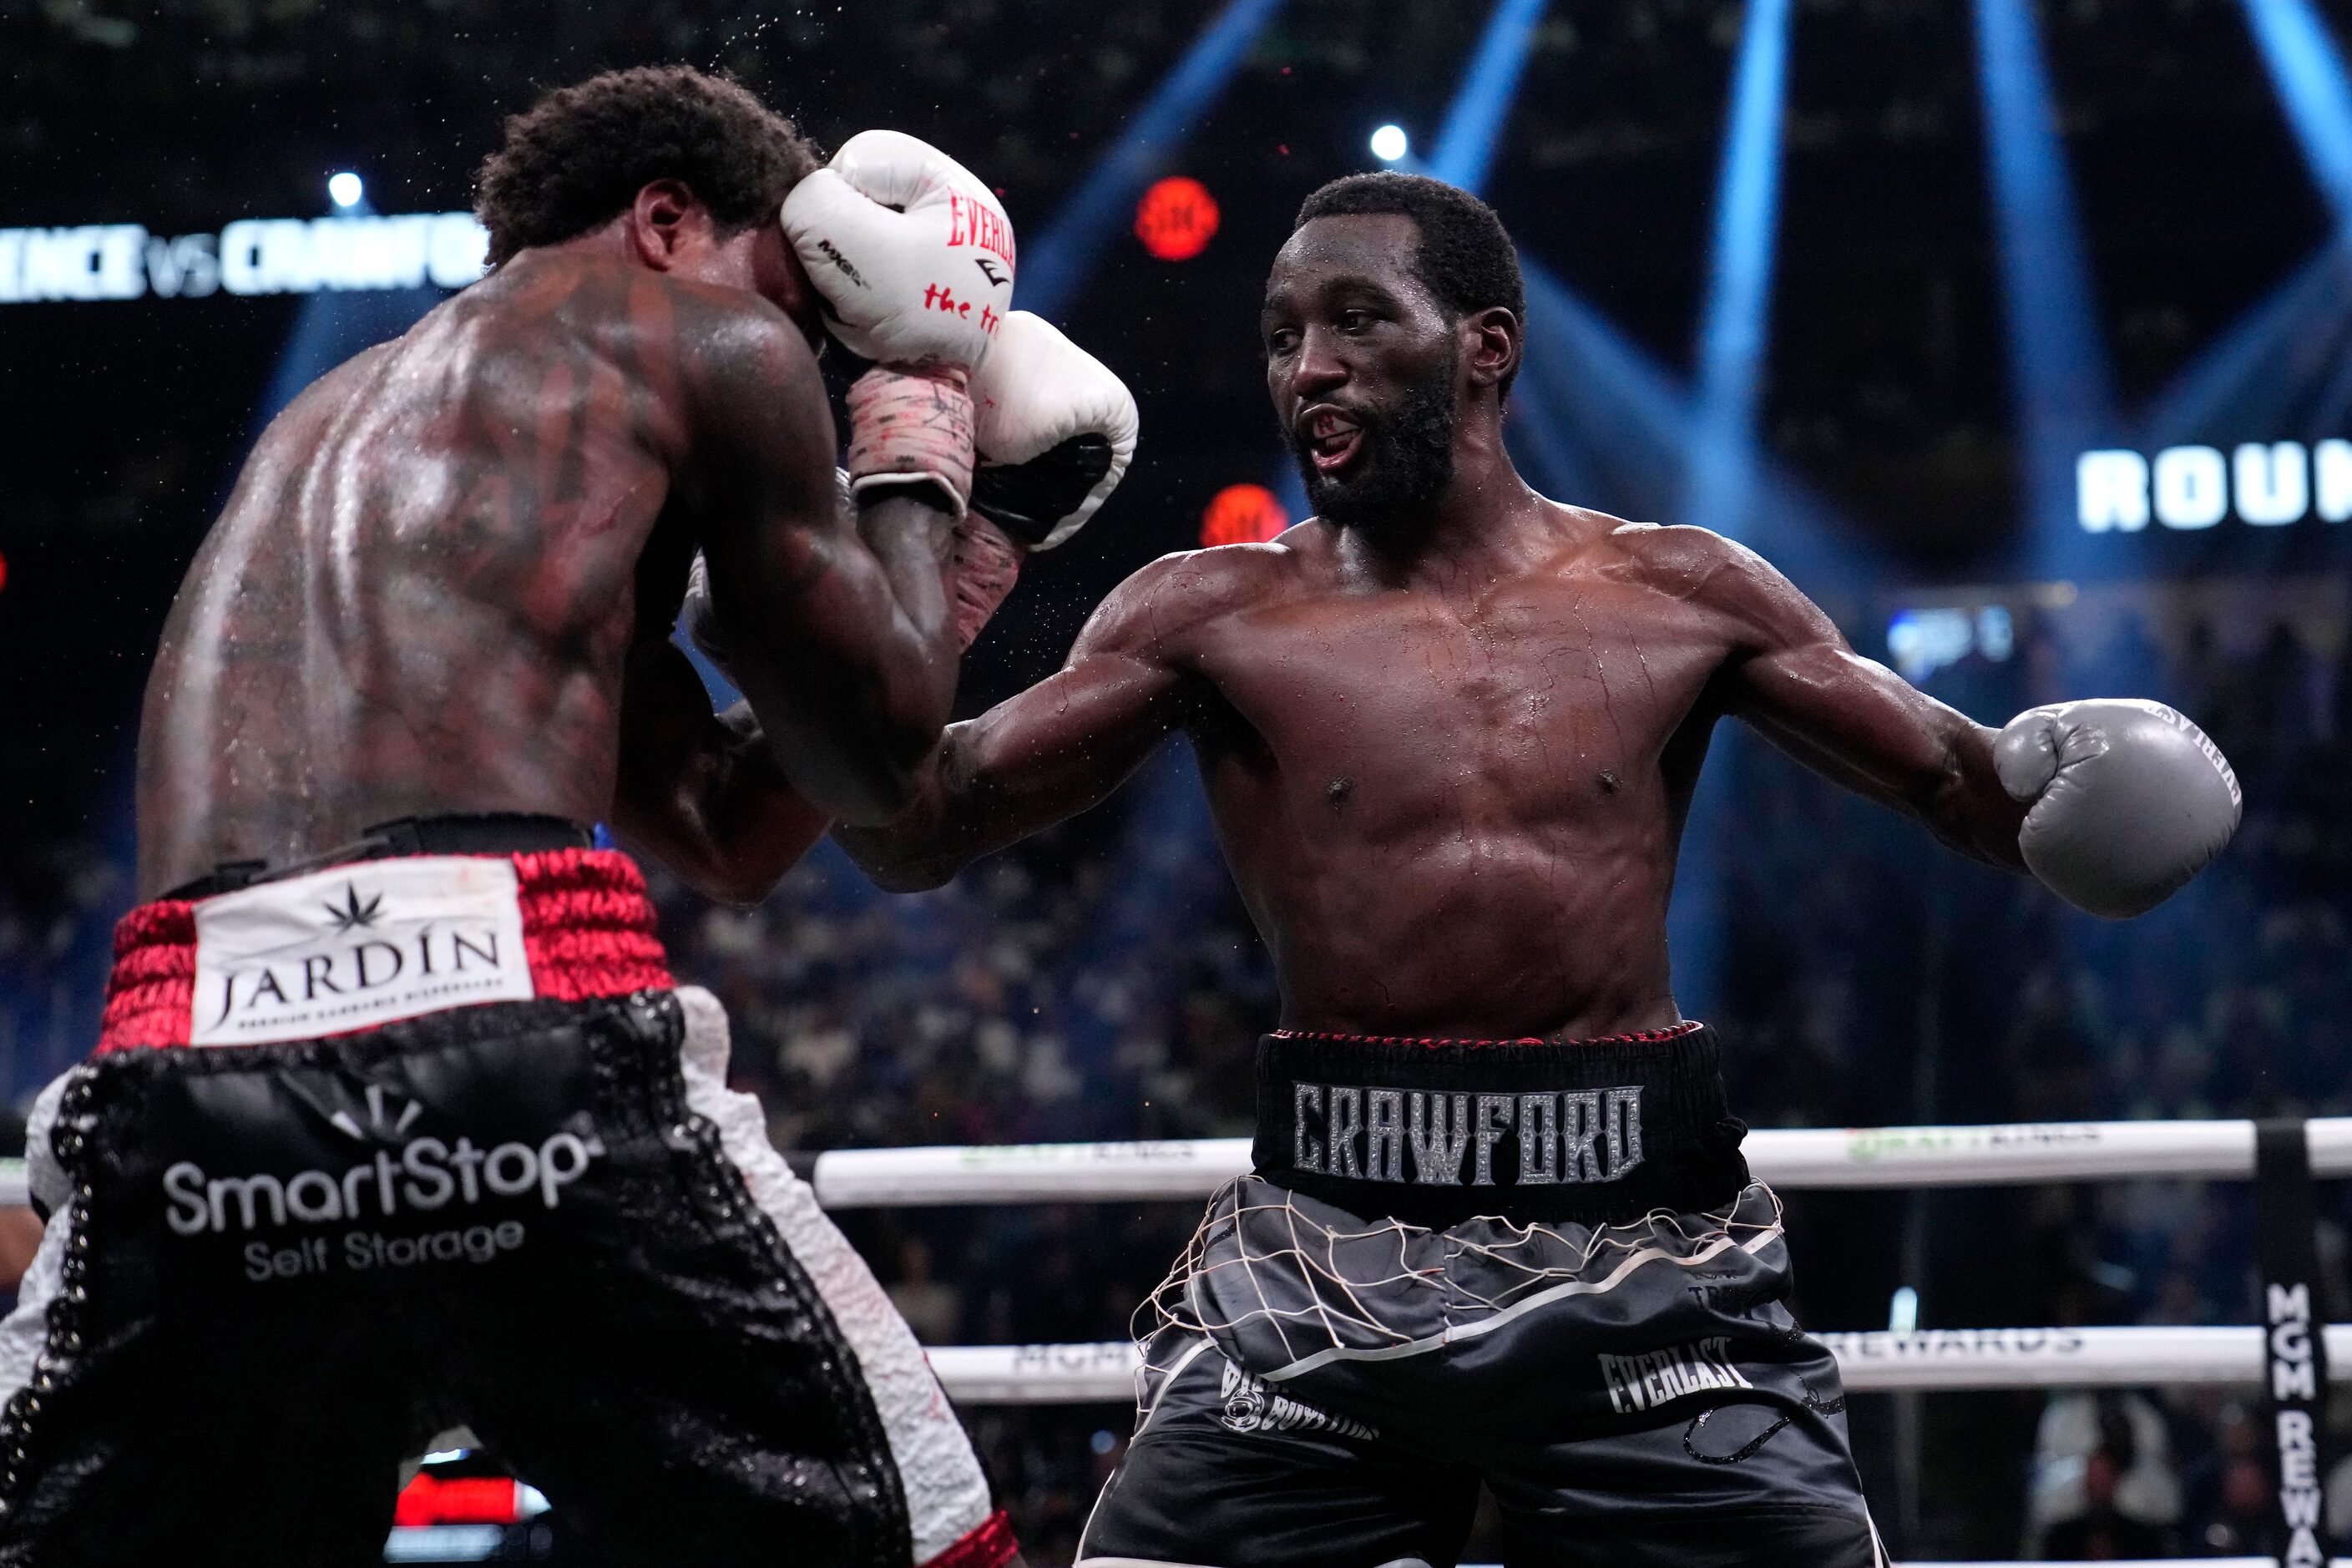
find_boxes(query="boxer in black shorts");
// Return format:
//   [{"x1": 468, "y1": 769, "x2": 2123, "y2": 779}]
[
  {"x1": 0, "y1": 65, "x2": 1133, "y2": 1566},
  {"x1": 839, "y1": 172, "x2": 2240, "y2": 1565},
  {"x1": 1099, "y1": 1025, "x2": 1868, "y2": 1566}
]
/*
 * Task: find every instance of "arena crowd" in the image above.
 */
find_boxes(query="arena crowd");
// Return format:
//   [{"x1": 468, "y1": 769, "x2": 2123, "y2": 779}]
[{"x1": 0, "y1": 587, "x2": 2341, "y2": 1560}]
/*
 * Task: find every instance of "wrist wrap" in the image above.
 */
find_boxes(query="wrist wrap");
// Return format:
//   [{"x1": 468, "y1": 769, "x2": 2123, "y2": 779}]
[{"x1": 845, "y1": 366, "x2": 975, "y2": 517}]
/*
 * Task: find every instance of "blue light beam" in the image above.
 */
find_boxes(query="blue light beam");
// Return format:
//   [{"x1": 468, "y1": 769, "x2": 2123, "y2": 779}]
[
  {"x1": 1426, "y1": 0, "x2": 1551, "y2": 194},
  {"x1": 1019, "y1": 0, "x2": 1289, "y2": 321},
  {"x1": 1667, "y1": 0, "x2": 1795, "y2": 1025},
  {"x1": 1685, "y1": 0, "x2": 1795, "y2": 541},
  {"x1": 2239, "y1": 0, "x2": 2352, "y2": 229},
  {"x1": 1974, "y1": 0, "x2": 2122, "y2": 537}
]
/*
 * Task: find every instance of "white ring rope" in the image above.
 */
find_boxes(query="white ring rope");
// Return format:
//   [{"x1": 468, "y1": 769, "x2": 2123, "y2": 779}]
[
  {"x1": 0, "y1": 1116, "x2": 2336, "y2": 1406},
  {"x1": 808, "y1": 1116, "x2": 2352, "y2": 1208},
  {"x1": 0, "y1": 1115, "x2": 2332, "y2": 1211},
  {"x1": 927, "y1": 1324, "x2": 2352, "y2": 1404}
]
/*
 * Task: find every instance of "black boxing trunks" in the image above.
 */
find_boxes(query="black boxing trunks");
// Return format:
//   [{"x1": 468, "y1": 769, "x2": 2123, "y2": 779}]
[
  {"x1": 0, "y1": 824, "x2": 1014, "y2": 1568},
  {"x1": 1078, "y1": 1024, "x2": 1885, "y2": 1568}
]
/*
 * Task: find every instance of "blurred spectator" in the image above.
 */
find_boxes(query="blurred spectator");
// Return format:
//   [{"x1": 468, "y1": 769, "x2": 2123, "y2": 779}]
[
  {"x1": 2026, "y1": 1392, "x2": 2180, "y2": 1557},
  {"x1": 886, "y1": 1238, "x2": 963, "y2": 1346},
  {"x1": 0, "y1": 1106, "x2": 39, "y2": 1304},
  {"x1": 2041, "y1": 1447, "x2": 2171, "y2": 1560},
  {"x1": 8, "y1": 585, "x2": 2352, "y2": 1557},
  {"x1": 2181, "y1": 1400, "x2": 2281, "y2": 1555}
]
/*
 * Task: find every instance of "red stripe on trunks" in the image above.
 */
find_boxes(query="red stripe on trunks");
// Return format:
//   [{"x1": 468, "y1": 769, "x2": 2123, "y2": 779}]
[
  {"x1": 94, "y1": 847, "x2": 673, "y2": 1053},
  {"x1": 918, "y1": 1510, "x2": 1020, "y2": 1568}
]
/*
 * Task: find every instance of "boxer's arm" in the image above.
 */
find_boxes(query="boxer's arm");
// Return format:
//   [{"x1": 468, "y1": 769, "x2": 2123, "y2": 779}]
[
  {"x1": 686, "y1": 311, "x2": 961, "y2": 823},
  {"x1": 611, "y1": 630, "x2": 832, "y2": 905},
  {"x1": 836, "y1": 553, "x2": 1218, "y2": 890},
  {"x1": 1690, "y1": 536, "x2": 2029, "y2": 872}
]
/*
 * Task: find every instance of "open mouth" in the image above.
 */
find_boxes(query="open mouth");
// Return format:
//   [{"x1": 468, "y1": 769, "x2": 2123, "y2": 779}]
[{"x1": 1300, "y1": 406, "x2": 1365, "y2": 473}]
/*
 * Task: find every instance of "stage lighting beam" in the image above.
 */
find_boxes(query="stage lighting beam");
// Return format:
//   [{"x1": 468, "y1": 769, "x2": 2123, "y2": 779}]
[
  {"x1": 1426, "y1": 0, "x2": 1550, "y2": 193},
  {"x1": 1686, "y1": 0, "x2": 1795, "y2": 541},
  {"x1": 1973, "y1": 0, "x2": 2120, "y2": 535},
  {"x1": 2238, "y1": 0, "x2": 2352, "y2": 230},
  {"x1": 1019, "y1": 0, "x2": 1289, "y2": 321}
]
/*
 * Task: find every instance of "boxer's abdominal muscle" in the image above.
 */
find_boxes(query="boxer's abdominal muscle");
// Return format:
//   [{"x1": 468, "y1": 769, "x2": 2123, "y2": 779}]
[
  {"x1": 840, "y1": 504, "x2": 2027, "y2": 1040},
  {"x1": 134, "y1": 259, "x2": 705, "y2": 898},
  {"x1": 1185, "y1": 551, "x2": 1716, "y2": 1039}
]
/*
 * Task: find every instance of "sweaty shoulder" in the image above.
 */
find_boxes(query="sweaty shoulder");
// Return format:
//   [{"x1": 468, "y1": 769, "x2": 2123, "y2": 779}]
[
  {"x1": 483, "y1": 255, "x2": 817, "y2": 426},
  {"x1": 625, "y1": 269, "x2": 822, "y2": 428},
  {"x1": 1072, "y1": 531, "x2": 1316, "y2": 662},
  {"x1": 1593, "y1": 517, "x2": 1839, "y2": 652},
  {"x1": 595, "y1": 269, "x2": 832, "y2": 483}
]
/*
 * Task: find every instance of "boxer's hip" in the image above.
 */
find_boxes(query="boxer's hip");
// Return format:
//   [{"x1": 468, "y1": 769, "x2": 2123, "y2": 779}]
[
  {"x1": 99, "y1": 814, "x2": 670, "y2": 1054},
  {"x1": 1153, "y1": 1025, "x2": 1820, "y2": 1429},
  {"x1": 27, "y1": 822, "x2": 1005, "y2": 1563}
]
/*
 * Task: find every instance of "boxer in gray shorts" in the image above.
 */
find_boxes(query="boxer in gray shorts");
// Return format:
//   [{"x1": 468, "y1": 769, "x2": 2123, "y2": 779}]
[
  {"x1": 840, "y1": 170, "x2": 2239, "y2": 1565},
  {"x1": 1094, "y1": 1024, "x2": 1875, "y2": 1568}
]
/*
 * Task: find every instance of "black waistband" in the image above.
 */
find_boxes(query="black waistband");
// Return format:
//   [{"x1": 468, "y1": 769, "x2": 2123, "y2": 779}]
[
  {"x1": 1253, "y1": 1024, "x2": 1750, "y2": 1228},
  {"x1": 162, "y1": 813, "x2": 595, "y2": 902}
]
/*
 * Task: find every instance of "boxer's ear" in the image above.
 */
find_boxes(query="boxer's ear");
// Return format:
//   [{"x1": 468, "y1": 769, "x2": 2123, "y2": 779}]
[
  {"x1": 628, "y1": 178, "x2": 715, "y2": 272},
  {"x1": 1463, "y1": 306, "x2": 1520, "y2": 395}
]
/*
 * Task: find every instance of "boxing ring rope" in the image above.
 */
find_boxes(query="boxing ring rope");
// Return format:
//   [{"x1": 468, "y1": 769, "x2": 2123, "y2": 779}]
[
  {"x1": 0, "y1": 1115, "x2": 2332, "y2": 1211},
  {"x1": 921, "y1": 1324, "x2": 2352, "y2": 1404},
  {"x1": 806, "y1": 1115, "x2": 2352, "y2": 1208},
  {"x1": 0, "y1": 1111, "x2": 2339, "y2": 1406},
  {"x1": 791, "y1": 1115, "x2": 2352, "y2": 1407}
]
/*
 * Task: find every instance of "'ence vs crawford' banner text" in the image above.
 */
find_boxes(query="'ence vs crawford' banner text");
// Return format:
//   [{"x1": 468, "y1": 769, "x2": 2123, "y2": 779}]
[{"x1": 0, "y1": 213, "x2": 490, "y2": 304}]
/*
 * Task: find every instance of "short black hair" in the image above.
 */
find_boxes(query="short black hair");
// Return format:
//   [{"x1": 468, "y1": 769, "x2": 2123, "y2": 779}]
[
  {"x1": 476, "y1": 66, "x2": 822, "y2": 266},
  {"x1": 1293, "y1": 172, "x2": 1525, "y2": 398}
]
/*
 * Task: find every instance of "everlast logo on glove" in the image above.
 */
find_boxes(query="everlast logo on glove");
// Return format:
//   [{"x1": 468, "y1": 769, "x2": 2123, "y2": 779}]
[
  {"x1": 1291, "y1": 1081, "x2": 1644, "y2": 1188},
  {"x1": 191, "y1": 857, "x2": 535, "y2": 1045},
  {"x1": 945, "y1": 192, "x2": 1015, "y2": 269}
]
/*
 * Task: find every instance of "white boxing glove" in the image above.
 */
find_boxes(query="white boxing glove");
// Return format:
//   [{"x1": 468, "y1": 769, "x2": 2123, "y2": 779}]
[
  {"x1": 970, "y1": 311, "x2": 1139, "y2": 549},
  {"x1": 941, "y1": 312, "x2": 1139, "y2": 649},
  {"x1": 1994, "y1": 699, "x2": 2242, "y2": 919},
  {"x1": 781, "y1": 129, "x2": 1016, "y2": 370},
  {"x1": 782, "y1": 131, "x2": 1015, "y2": 516}
]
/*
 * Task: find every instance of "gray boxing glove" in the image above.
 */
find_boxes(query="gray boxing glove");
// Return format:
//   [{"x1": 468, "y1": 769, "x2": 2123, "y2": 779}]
[{"x1": 1994, "y1": 699, "x2": 2241, "y2": 918}]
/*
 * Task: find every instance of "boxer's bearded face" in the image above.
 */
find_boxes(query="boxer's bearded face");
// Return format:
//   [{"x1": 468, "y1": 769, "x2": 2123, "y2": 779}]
[
  {"x1": 1264, "y1": 215, "x2": 1465, "y2": 534},
  {"x1": 1285, "y1": 345, "x2": 1458, "y2": 532}
]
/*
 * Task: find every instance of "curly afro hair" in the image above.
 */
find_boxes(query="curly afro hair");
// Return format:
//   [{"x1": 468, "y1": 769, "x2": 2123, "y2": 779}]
[
  {"x1": 476, "y1": 66, "x2": 821, "y2": 266},
  {"x1": 1294, "y1": 172, "x2": 1525, "y2": 399}
]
